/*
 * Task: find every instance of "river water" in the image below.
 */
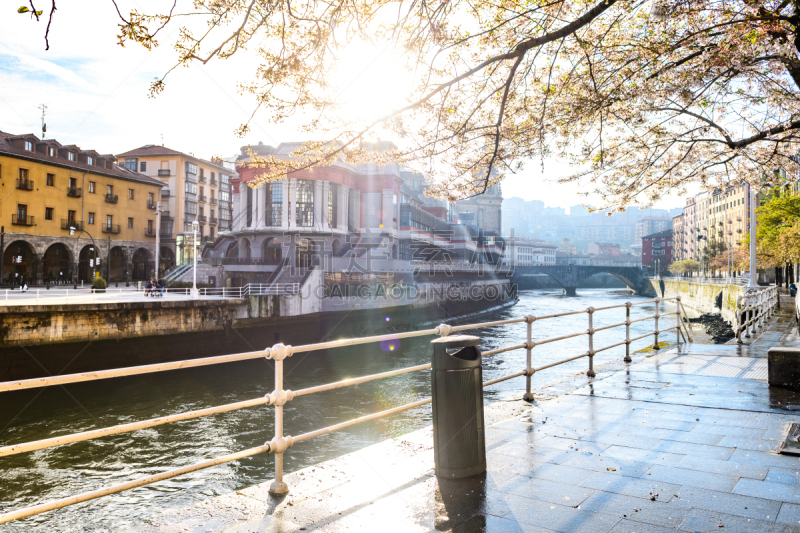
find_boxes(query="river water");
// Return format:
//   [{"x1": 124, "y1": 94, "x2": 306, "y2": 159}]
[{"x1": 0, "y1": 288, "x2": 691, "y2": 532}]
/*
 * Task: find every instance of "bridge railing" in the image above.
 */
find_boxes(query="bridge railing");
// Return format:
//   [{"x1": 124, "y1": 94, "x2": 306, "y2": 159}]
[
  {"x1": 735, "y1": 286, "x2": 780, "y2": 343},
  {"x1": 0, "y1": 296, "x2": 694, "y2": 524}
]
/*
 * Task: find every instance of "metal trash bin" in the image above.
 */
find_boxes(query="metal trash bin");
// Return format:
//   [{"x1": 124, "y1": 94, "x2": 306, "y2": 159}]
[{"x1": 431, "y1": 335, "x2": 486, "y2": 478}]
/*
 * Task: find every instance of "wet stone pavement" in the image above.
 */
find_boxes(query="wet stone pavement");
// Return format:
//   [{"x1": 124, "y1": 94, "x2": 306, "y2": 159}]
[{"x1": 129, "y1": 301, "x2": 800, "y2": 533}]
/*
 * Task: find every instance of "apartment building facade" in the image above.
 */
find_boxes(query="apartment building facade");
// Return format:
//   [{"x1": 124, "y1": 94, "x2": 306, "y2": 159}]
[
  {"x1": 116, "y1": 145, "x2": 234, "y2": 269},
  {"x1": 0, "y1": 131, "x2": 162, "y2": 284}
]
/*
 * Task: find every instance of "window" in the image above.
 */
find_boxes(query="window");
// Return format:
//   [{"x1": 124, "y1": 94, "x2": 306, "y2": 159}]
[
  {"x1": 46, "y1": 173, "x2": 54, "y2": 186},
  {"x1": 17, "y1": 204, "x2": 27, "y2": 218},
  {"x1": 128, "y1": 188, "x2": 134, "y2": 200},
  {"x1": 48, "y1": 147, "x2": 55, "y2": 157},
  {"x1": 328, "y1": 184, "x2": 337, "y2": 227},
  {"x1": 45, "y1": 207, "x2": 53, "y2": 220},
  {"x1": 295, "y1": 180, "x2": 314, "y2": 227},
  {"x1": 68, "y1": 210, "x2": 76, "y2": 222},
  {"x1": 106, "y1": 215, "x2": 113, "y2": 228},
  {"x1": 186, "y1": 162, "x2": 198, "y2": 175},
  {"x1": 199, "y1": 206, "x2": 205, "y2": 216},
  {"x1": 210, "y1": 227, "x2": 215, "y2": 239},
  {"x1": 124, "y1": 158, "x2": 137, "y2": 171},
  {"x1": 88, "y1": 212, "x2": 95, "y2": 225},
  {"x1": 24, "y1": 141, "x2": 33, "y2": 151},
  {"x1": 199, "y1": 186, "x2": 204, "y2": 196},
  {"x1": 68, "y1": 152, "x2": 76, "y2": 161},
  {"x1": 185, "y1": 181, "x2": 197, "y2": 195},
  {"x1": 148, "y1": 192, "x2": 154, "y2": 205},
  {"x1": 87, "y1": 156, "x2": 93, "y2": 166},
  {"x1": 140, "y1": 161, "x2": 147, "y2": 172},
  {"x1": 128, "y1": 217, "x2": 134, "y2": 229},
  {"x1": 185, "y1": 201, "x2": 197, "y2": 215},
  {"x1": 19, "y1": 168, "x2": 28, "y2": 180},
  {"x1": 107, "y1": 184, "x2": 113, "y2": 196},
  {"x1": 88, "y1": 181, "x2": 96, "y2": 193}
]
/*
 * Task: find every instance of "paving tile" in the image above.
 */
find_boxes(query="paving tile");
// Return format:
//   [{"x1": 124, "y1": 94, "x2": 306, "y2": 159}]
[
  {"x1": 678, "y1": 508, "x2": 787, "y2": 533},
  {"x1": 492, "y1": 441, "x2": 574, "y2": 464},
  {"x1": 607, "y1": 519, "x2": 677, "y2": 533},
  {"x1": 648, "y1": 439, "x2": 735, "y2": 461},
  {"x1": 730, "y1": 449, "x2": 800, "y2": 469},
  {"x1": 535, "y1": 435, "x2": 613, "y2": 455},
  {"x1": 776, "y1": 502, "x2": 800, "y2": 528},
  {"x1": 734, "y1": 478, "x2": 800, "y2": 504},
  {"x1": 506, "y1": 460, "x2": 600, "y2": 486},
  {"x1": 578, "y1": 491, "x2": 688, "y2": 529},
  {"x1": 646, "y1": 428, "x2": 723, "y2": 446},
  {"x1": 764, "y1": 428, "x2": 791, "y2": 441},
  {"x1": 768, "y1": 468, "x2": 800, "y2": 485},
  {"x1": 677, "y1": 455, "x2": 769, "y2": 480},
  {"x1": 580, "y1": 471, "x2": 681, "y2": 502},
  {"x1": 561, "y1": 451, "x2": 652, "y2": 478},
  {"x1": 644, "y1": 464, "x2": 738, "y2": 492},
  {"x1": 601, "y1": 446, "x2": 686, "y2": 465},
  {"x1": 719, "y1": 436, "x2": 783, "y2": 453},
  {"x1": 688, "y1": 423, "x2": 768, "y2": 439},
  {"x1": 503, "y1": 475, "x2": 597, "y2": 507},
  {"x1": 451, "y1": 514, "x2": 559, "y2": 533},
  {"x1": 673, "y1": 486, "x2": 782, "y2": 521},
  {"x1": 498, "y1": 493, "x2": 621, "y2": 533}
]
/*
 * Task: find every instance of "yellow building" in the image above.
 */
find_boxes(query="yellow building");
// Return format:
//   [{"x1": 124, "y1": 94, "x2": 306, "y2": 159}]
[
  {"x1": 115, "y1": 145, "x2": 234, "y2": 268},
  {"x1": 0, "y1": 131, "x2": 163, "y2": 284}
]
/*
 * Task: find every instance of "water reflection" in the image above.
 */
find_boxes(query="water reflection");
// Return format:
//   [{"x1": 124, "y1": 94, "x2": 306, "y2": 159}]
[{"x1": 0, "y1": 289, "x2": 671, "y2": 531}]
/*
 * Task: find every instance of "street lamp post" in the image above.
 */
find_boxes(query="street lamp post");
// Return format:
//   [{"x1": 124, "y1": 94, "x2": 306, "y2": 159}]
[
  {"x1": 747, "y1": 181, "x2": 758, "y2": 288},
  {"x1": 154, "y1": 201, "x2": 162, "y2": 278},
  {"x1": 191, "y1": 220, "x2": 199, "y2": 299}
]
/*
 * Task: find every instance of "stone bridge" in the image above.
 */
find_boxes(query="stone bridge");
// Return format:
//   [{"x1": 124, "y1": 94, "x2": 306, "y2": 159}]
[{"x1": 512, "y1": 265, "x2": 651, "y2": 296}]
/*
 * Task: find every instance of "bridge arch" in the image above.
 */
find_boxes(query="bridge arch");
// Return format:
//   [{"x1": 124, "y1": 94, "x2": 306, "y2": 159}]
[{"x1": 513, "y1": 265, "x2": 647, "y2": 296}]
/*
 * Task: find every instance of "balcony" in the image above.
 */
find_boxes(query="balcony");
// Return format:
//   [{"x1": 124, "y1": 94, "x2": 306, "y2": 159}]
[
  {"x1": 160, "y1": 231, "x2": 173, "y2": 240},
  {"x1": 61, "y1": 219, "x2": 83, "y2": 231},
  {"x1": 197, "y1": 215, "x2": 208, "y2": 223},
  {"x1": 12, "y1": 214, "x2": 34, "y2": 226},
  {"x1": 210, "y1": 179, "x2": 217, "y2": 186},
  {"x1": 67, "y1": 187, "x2": 82, "y2": 198},
  {"x1": 16, "y1": 179, "x2": 33, "y2": 191},
  {"x1": 161, "y1": 189, "x2": 171, "y2": 198},
  {"x1": 158, "y1": 169, "x2": 171, "y2": 177},
  {"x1": 199, "y1": 175, "x2": 207, "y2": 183},
  {"x1": 210, "y1": 198, "x2": 217, "y2": 205},
  {"x1": 105, "y1": 193, "x2": 119, "y2": 204},
  {"x1": 144, "y1": 227, "x2": 156, "y2": 237},
  {"x1": 147, "y1": 200, "x2": 156, "y2": 210},
  {"x1": 209, "y1": 216, "x2": 218, "y2": 225},
  {"x1": 198, "y1": 195, "x2": 207, "y2": 203},
  {"x1": 102, "y1": 224, "x2": 121, "y2": 234}
]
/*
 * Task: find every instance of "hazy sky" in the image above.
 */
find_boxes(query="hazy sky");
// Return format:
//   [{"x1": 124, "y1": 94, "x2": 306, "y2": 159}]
[{"x1": 0, "y1": 2, "x2": 687, "y2": 211}]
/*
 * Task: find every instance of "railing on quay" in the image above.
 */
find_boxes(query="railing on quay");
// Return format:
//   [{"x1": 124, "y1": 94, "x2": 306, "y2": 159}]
[
  {"x1": 0, "y1": 296, "x2": 694, "y2": 524},
  {"x1": 735, "y1": 285, "x2": 779, "y2": 343},
  {"x1": 0, "y1": 283, "x2": 300, "y2": 304}
]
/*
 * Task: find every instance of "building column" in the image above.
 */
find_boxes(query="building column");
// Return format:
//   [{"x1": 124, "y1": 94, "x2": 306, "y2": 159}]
[
  {"x1": 350, "y1": 190, "x2": 361, "y2": 230},
  {"x1": 289, "y1": 179, "x2": 297, "y2": 229},
  {"x1": 321, "y1": 181, "x2": 330, "y2": 229},
  {"x1": 258, "y1": 183, "x2": 268, "y2": 228},
  {"x1": 237, "y1": 189, "x2": 247, "y2": 230},
  {"x1": 381, "y1": 190, "x2": 393, "y2": 231},
  {"x1": 337, "y1": 186, "x2": 348, "y2": 231},
  {"x1": 313, "y1": 180, "x2": 323, "y2": 228},
  {"x1": 281, "y1": 179, "x2": 289, "y2": 228},
  {"x1": 253, "y1": 183, "x2": 262, "y2": 228}
]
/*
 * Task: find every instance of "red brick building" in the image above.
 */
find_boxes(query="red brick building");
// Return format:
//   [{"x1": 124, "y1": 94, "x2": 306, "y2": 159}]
[{"x1": 641, "y1": 230, "x2": 673, "y2": 271}]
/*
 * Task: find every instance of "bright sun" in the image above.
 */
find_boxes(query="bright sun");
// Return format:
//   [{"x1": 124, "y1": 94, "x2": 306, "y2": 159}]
[{"x1": 330, "y1": 41, "x2": 415, "y2": 125}]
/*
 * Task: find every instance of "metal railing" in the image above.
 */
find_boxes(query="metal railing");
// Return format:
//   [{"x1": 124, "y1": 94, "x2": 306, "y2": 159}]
[
  {"x1": 11, "y1": 214, "x2": 34, "y2": 226},
  {"x1": 736, "y1": 285, "x2": 779, "y2": 343},
  {"x1": 67, "y1": 187, "x2": 82, "y2": 198},
  {"x1": 0, "y1": 296, "x2": 693, "y2": 524},
  {"x1": 16, "y1": 178, "x2": 33, "y2": 191},
  {"x1": 105, "y1": 194, "x2": 119, "y2": 204},
  {"x1": 101, "y1": 224, "x2": 121, "y2": 234},
  {"x1": 158, "y1": 169, "x2": 170, "y2": 177}
]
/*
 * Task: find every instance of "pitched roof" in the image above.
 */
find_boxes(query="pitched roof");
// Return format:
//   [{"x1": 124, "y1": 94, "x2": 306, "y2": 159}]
[
  {"x1": 116, "y1": 144, "x2": 229, "y2": 172},
  {"x1": 0, "y1": 131, "x2": 164, "y2": 188},
  {"x1": 643, "y1": 230, "x2": 673, "y2": 239}
]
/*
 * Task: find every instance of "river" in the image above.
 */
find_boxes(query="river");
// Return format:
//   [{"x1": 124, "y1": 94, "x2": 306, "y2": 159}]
[{"x1": 0, "y1": 288, "x2": 696, "y2": 532}]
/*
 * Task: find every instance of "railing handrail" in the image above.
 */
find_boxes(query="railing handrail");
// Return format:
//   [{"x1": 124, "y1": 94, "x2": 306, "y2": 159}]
[
  {"x1": 0, "y1": 295, "x2": 692, "y2": 524},
  {"x1": 735, "y1": 285, "x2": 779, "y2": 343}
]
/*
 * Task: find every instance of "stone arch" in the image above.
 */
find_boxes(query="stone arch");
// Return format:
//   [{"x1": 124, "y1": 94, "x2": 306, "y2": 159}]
[
  {"x1": 331, "y1": 239, "x2": 342, "y2": 257},
  {"x1": 239, "y1": 238, "x2": 252, "y2": 260},
  {"x1": 225, "y1": 240, "x2": 239, "y2": 258},
  {"x1": 159, "y1": 246, "x2": 175, "y2": 273},
  {"x1": 295, "y1": 238, "x2": 318, "y2": 268},
  {"x1": 43, "y1": 243, "x2": 73, "y2": 284},
  {"x1": 108, "y1": 246, "x2": 127, "y2": 282},
  {"x1": 3, "y1": 239, "x2": 37, "y2": 285},
  {"x1": 262, "y1": 237, "x2": 283, "y2": 265},
  {"x1": 132, "y1": 248, "x2": 151, "y2": 280},
  {"x1": 78, "y1": 244, "x2": 102, "y2": 282}
]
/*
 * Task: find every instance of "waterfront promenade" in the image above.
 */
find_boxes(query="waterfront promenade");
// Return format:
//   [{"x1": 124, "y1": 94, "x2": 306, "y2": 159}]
[{"x1": 127, "y1": 298, "x2": 800, "y2": 533}]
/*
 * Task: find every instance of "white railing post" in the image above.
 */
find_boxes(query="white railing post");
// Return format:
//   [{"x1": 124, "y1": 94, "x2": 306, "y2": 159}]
[
  {"x1": 523, "y1": 315, "x2": 535, "y2": 401},
  {"x1": 736, "y1": 295, "x2": 744, "y2": 344},
  {"x1": 652, "y1": 297, "x2": 661, "y2": 350},
  {"x1": 268, "y1": 343, "x2": 294, "y2": 495},
  {"x1": 675, "y1": 299, "x2": 681, "y2": 345},
  {"x1": 624, "y1": 302, "x2": 632, "y2": 363},
  {"x1": 587, "y1": 307, "x2": 595, "y2": 378}
]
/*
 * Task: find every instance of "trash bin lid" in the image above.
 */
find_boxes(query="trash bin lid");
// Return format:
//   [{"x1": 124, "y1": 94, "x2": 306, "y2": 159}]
[{"x1": 431, "y1": 335, "x2": 480, "y2": 348}]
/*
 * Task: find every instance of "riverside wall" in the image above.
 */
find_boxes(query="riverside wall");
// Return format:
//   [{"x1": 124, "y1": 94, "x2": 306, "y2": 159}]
[{"x1": 649, "y1": 278, "x2": 743, "y2": 323}]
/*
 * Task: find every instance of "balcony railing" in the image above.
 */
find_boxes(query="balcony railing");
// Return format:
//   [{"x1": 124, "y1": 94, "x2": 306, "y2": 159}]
[
  {"x1": 16, "y1": 179, "x2": 33, "y2": 191},
  {"x1": 61, "y1": 219, "x2": 83, "y2": 231},
  {"x1": 210, "y1": 179, "x2": 217, "y2": 186},
  {"x1": 160, "y1": 230, "x2": 173, "y2": 239},
  {"x1": 199, "y1": 175, "x2": 207, "y2": 183},
  {"x1": 147, "y1": 200, "x2": 156, "y2": 210},
  {"x1": 67, "y1": 187, "x2": 82, "y2": 198},
  {"x1": 198, "y1": 195, "x2": 207, "y2": 203},
  {"x1": 101, "y1": 224, "x2": 121, "y2": 234},
  {"x1": 197, "y1": 215, "x2": 207, "y2": 223},
  {"x1": 210, "y1": 198, "x2": 217, "y2": 205},
  {"x1": 12, "y1": 214, "x2": 34, "y2": 226},
  {"x1": 144, "y1": 227, "x2": 156, "y2": 237},
  {"x1": 209, "y1": 217, "x2": 218, "y2": 225},
  {"x1": 158, "y1": 169, "x2": 170, "y2": 177},
  {"x1": 161, "y1": 189, "x2": 171, "y2": 198},
  {"x1": 105, "y1": 194, "x2": 119, "y2": 204}
]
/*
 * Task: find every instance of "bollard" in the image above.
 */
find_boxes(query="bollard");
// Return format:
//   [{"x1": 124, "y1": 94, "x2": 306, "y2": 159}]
[
  {"x1": 431, "y1": 335, "x2": 485, "y2": 478},
  {"x1": 587, "y1": 307, "x2": 596, "y2": 378},
  {"x1": 624, "y1": 302, "x2": 632, "y2": 363}
]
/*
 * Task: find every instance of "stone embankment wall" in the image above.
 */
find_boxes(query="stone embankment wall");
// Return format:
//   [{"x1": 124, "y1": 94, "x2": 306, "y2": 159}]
[
  {"x1": 650, "y1": 279, "x2": 743, "y2": 323},
  {"x1": 0, "y1": 299, "x2": 248, "y2": 347}
]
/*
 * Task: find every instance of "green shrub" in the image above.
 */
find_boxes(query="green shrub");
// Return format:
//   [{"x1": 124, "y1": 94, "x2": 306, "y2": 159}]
[{"x1": 92, "y1": 276, "x2": 107, "y2": 289}]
